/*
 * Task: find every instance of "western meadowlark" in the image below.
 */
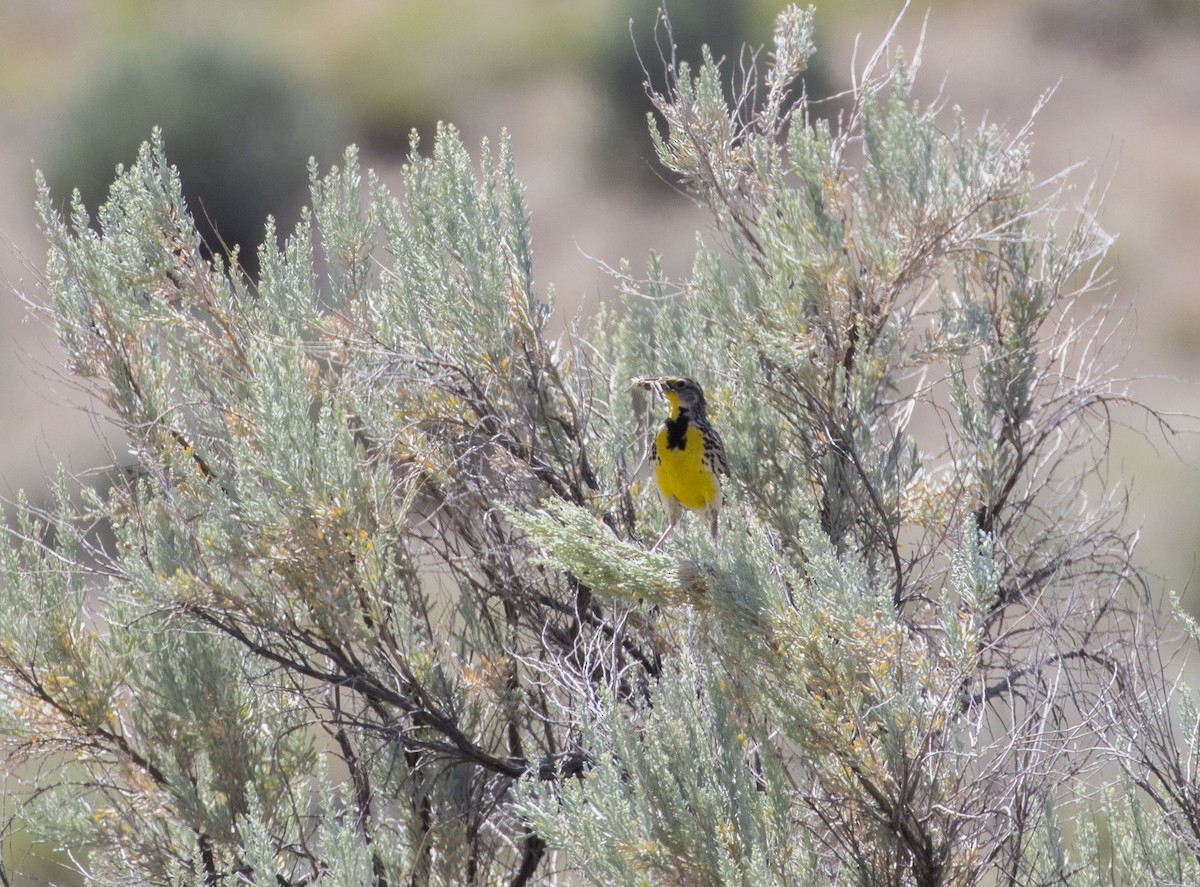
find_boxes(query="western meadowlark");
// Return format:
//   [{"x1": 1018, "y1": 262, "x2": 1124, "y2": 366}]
[{"x1": 632, "y1": 376, "x2": 729, "y2": 550}]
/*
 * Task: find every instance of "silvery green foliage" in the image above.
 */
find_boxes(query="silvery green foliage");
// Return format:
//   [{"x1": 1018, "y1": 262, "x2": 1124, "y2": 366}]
[
  {"x1": 515, "y1": 657, "x2": 807, "y2": 886},
  {"x1": 8, "y1": 123, "x2": 620, "y2": 884},
  {"x1": 0, "y1": 5, "x2": 1192, "y2": 886},
  {"x1": 521, "y1": 5, "x2": 1177, "y2": 886}
]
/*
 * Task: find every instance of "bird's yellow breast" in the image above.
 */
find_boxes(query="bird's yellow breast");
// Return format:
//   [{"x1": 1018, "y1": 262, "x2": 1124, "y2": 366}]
[{"x1": 654, "y1": 424, "x2": 719, "y2": 511}]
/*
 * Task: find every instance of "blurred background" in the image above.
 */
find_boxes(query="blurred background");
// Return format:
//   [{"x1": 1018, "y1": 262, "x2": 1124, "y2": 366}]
[{"x1": 1, "y1": 0, "x2": 1200, "y2": 881}]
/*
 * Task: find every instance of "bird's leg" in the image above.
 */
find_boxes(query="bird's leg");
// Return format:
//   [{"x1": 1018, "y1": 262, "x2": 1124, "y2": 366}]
[
  {"x1": 709, "y1": 510, "x2": 719, "y2": 545},
  {"x1": 651, "y1": 498, "x2": 682, "y2": 551},
  {"x1": 651, "y1": 519, "x2": 677, "y2": 552}
]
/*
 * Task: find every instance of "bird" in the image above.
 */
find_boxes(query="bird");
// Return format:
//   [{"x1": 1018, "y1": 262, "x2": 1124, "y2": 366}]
[{"x1": 632, "y1": 376, "x2": 729, "y2": 550}]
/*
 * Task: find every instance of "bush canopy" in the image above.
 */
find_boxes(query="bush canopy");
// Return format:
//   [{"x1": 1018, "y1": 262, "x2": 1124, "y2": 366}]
[{"x1": 2, "y1": 6, "x2": 1196, "y2": 886}]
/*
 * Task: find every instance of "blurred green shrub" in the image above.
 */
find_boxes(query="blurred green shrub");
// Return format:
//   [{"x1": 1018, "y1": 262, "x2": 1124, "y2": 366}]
[{"x1": 45, "y1": 41, "x2": 349, "y2": 277}]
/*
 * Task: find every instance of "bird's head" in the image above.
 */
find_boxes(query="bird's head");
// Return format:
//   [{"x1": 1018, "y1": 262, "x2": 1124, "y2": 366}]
[{"x1": 631, "y1": 376, "x2": 708, "y2": 416}]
